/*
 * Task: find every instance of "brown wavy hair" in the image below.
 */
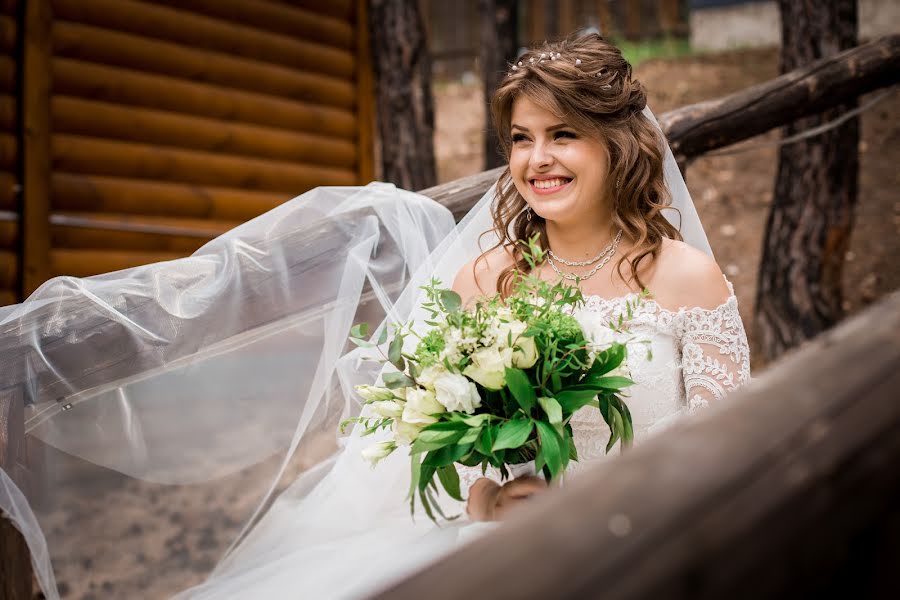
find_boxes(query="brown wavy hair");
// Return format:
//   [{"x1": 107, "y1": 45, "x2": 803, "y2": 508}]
[{"x1": 478, "y1": 32, "x2": 682, "y2": 296}]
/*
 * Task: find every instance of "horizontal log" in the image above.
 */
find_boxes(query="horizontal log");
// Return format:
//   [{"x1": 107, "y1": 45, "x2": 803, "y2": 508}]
[
  {"x1": 53, "y1": 96, "x2": 357, "y2": 168},
  {"x1": 53, "y1": 21, "x2": 357, "y2": 109},
  {"x1": 52, "y1": 134, "x2": 357, "y2": 193},
  {"x1": 50, "y1": 248, "x2": 186, "y2": 278},
  {"x1": 52, "y1": 172, "x2": 288, "y2": 221},
  {"x1": 419, "y1": 166, "x2": 505, "y2": 222},
  {"x1": 378, "y1": 290, "x2": 900, "y2": 600},
  {"x1": 0, "y1": 213, "x2": 16, "y2": 248},
  {"x1": 0, "y1": 171, "x2": 16, "y2": 211},
  {"x1": 0, "y1": 289, "x2": 14, "y2": 306},
  {"x1": 661, "y1": 34, "x2": 900, "y2": 160},
  {"x1": 0, "y1": 0, "x2": 13, "y2": 17},
  {"x1": 144, "y1": 0, "x2": 354, "y2": 50},
  {"x1": 0, "y1": 15, "x2": 15, "y2": 53},
  {"x1": 0, "y1": 249, "x2": 15, "y2": 288},
  {"x1": 53, "y1": 58, "x2": 357, "y2": 138},
  {"x1": 0, "y1": 94, "x2": 13, "y2": 131},
  {"x1": 51, "y1": 0, "x2": 354, "y2": 79},
  {"x1": 0, "y1": 56, "x2": 13, "y2": 93},
  {"x1": 289, "y1": 0, "x2": 354, "y2": 21},
  {"x1": 0, "y1": 133, "x2": 15, "y2": 170},
  {"x1": 49, "y1": 212, "x2": 237, "y2": 253}
]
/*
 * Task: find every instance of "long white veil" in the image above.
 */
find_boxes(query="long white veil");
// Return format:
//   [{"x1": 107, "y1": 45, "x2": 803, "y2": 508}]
[{"x1": 0, "y1": 108, "x2": 709, "y2": 599}]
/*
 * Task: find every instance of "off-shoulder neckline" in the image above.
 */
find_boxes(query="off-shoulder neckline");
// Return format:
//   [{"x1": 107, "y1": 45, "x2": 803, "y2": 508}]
[{"x1": 579, "y1": 277, "x2": 738, "y2": 316}]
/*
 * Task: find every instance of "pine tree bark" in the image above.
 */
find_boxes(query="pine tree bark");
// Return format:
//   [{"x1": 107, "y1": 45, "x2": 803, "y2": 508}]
[
  {"x1": 755, "y1": 0, "x2": 859, "y2": 361},
  {"x1": 368, "y1": 0, "x2": 437, "y2": 189},
  {"x1": 480, "y1": 0, "x2": 518, "y2": 170}
]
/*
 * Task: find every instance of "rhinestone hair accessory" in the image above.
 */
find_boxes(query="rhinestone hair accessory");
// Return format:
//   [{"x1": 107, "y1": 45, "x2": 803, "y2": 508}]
[{"x1": 507, "y1": 50, "x2": 614, "y2": 89}]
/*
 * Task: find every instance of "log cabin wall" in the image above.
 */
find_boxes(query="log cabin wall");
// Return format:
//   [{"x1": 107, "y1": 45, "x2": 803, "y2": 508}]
[
  {"x1": 4, "y1": 0, "x2": 374, "y2": 302},
  {"x1": 0, "y1": 0, "x2": 19, "y2": 307}
]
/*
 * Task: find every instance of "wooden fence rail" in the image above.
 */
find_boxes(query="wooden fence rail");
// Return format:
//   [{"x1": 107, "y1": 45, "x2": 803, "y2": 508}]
[{"x1": 374, "y1": 289, "x2": 900, "y2": 600}]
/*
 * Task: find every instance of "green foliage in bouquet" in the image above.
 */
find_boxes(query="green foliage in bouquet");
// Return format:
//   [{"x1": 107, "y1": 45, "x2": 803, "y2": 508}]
[{"x1": 342, "y1": 236, "x2": 642, "y2": 521}]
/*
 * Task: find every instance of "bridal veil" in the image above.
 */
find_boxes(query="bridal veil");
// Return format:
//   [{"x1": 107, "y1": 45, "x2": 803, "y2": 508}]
[{"x1": 0, "y1": 107, "x2": 710, "y2": 598}]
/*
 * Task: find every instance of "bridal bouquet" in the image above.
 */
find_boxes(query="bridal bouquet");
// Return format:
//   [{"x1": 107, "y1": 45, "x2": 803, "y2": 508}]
[{"x1": 343, "y1": 239, "x2": 641, "y2": 520}]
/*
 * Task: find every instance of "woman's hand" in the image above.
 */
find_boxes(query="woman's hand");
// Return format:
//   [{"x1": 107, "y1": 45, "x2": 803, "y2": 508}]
[{"x1": 466, "y1": 476, "x2": 548, "y2": 521}]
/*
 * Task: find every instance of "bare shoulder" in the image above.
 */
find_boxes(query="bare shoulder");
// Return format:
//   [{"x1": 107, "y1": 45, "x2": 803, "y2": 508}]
[
  {"x1": 648, "y1": 239, "x2": 732, "y2": 310},
  {"x1": 452, "y1": 245, "x2": 515, "y2": 307}
]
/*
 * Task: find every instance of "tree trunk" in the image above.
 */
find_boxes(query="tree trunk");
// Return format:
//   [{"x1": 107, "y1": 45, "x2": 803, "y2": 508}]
[
  {"x1": 755, "y1": 0, "x2": 859, "y2": 361},
  {"x1": 479, "y1": 0, "x2": 518, "y2": 170},
  {"x1": 368, "y1": 0, "x2": 436, "y2": 190}
]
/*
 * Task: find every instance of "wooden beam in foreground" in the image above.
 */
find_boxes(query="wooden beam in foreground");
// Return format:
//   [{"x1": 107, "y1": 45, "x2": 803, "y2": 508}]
[{"x1": 373, "y1": 289, "x2": 900, "y2": 600}]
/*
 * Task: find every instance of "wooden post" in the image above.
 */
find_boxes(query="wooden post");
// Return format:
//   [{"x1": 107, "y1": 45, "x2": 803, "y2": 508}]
[
  {"x1": 594, "y1": 0, "x2": 614, "y2": 37},
  {"x1": 355, "y1": 0, "x2": 374, "y2": 183},
  {"x1": 625, "y1": 0, "x2": 641, "y2": 40},
  {"x1": 479, "y1": 0, "x2": 517, "y2": 170},
  {"x1": 21, "y1": 0, "x2": 51, "y2": 296}
]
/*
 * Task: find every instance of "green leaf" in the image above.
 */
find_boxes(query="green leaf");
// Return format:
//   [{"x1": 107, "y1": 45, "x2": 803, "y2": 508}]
[
  {"x1": 440, "y1": 289, "x2": 462, "y2": 313},
  {"x1": 610, "y1": 396, "x2": 634, "y2": 445},
  {"x1": 348, "y1": 337, "x2": 373, "y2": 348},
  {"x1": 589, "y1": 344, "x2": 625, "y2": 376},
  {"x1": 418, "y1": 463, "x2": 437, "y2": 492},
  {"x1": 605, "y1": 405, "x2": 623, "y2": 453},
  {"x1": 534, "y1": 446, "x2": 546, "y2": 473},
  {"x1": 505, "y1": 368, "x2": 536, "y2": 413},
  {"x1": 436, "y1": 465, "x2": 463, "y2": 501},
  {"x1": 492, "y1": 418, "x2": 533, "y2": 451},
  {"x1": 556, "y1": 389, "x2": 600, "y2": 413},
  {"x1": 388, "y1": 334, "x2": 404, "y2": 369},
  {"x1": 475, "y1": 424, "x2": 496, "y2": 456},
  {"x1": 458, "y1": 426, "x2": 481, "y2": 445},
  {"x1": 423, "y1": 443, "x2": 471, "y2": 467},
  {"x1": 377, "y1": 327, "x2": 388, "y2": 345},
  {"x1": 590, "y1": 375, "x2": 635, "y2": 390},
  {"x1": 350, "y1": 323, "x2": 369, "y2": 339},
  {"x1": 536, "y1": 420, "x2": 563, "y2": 479},
  {"x1": 412, "y1": 428, "x2": 467, "y2": 453},
  {"x1": 537, "y1": 396, "x2": 562, "y2": 425},
  {"x1": 382, "y1": 371, "x2": 414, "y2": 389}
]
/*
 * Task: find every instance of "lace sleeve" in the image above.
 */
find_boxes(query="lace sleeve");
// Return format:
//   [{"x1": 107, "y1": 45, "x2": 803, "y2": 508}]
[{"x1": 678, "y1": 294, "x2": 751, "y2": 412}]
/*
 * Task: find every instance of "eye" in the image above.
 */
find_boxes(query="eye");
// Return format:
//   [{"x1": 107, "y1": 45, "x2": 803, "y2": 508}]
[
  {"x1": 511, "y1": 133, "x2": 529, "y2": 143},
  {"x1": 554, "y1": 130, "x2": 576, "y2": 140}
]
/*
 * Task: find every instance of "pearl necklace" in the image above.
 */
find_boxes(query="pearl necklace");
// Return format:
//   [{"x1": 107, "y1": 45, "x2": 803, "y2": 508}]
[
  {"x1": 547, "y1": 230, "x2": 622, "y2": 281},
  {"x1": 547, "y1": 230, "x2": 622, "y2": 266}
]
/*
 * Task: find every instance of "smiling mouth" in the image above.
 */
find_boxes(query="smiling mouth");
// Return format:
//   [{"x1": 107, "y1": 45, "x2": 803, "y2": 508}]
[{"x1": 529, "y1": 177, "x2": 573, "y2": 193}]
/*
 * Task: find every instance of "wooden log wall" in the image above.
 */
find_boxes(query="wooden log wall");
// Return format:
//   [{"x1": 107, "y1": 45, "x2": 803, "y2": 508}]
[
  {"x1": 4, "y1": 0, "x2": 374, "y2": 300},
  {"x1": 0, "y1": 0, "x2": 19, "y2": 307}
]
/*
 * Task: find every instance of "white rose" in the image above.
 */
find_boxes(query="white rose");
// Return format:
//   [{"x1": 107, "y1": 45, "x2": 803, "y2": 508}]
[
  {"x1": 574, "y1": 310, "x2": 617, "y2": 350},
  {"x1": 361, "y1": 441, "x2": 397, "y2": 467},
  {"x1": 496, "y1": 317, "x2": 527, "y2": 349},
  {"x1": 393, "y1": 419, "x2": 424, "y2": 445},
  {"x1": 369, "y1": 400, "x2": 404, "y2": 419},
  {"x1": 432, "y1": 371, "x2": 482, "y2": 413},
  {"x1": 402, "y1": 388, "x2": 445, "y2": 424},
  {"x1": 463, "y1": 345, "x2": 513, "y2": 390},
  {"x1": 511, "y1": 335, "x2": 538, "y2": 369},
  {"x1": 355, "y1": 384, "x2": 395, "y2": 402},
  {"x1": 416, "y1": 365, "x2": 445, "y2": 391}
]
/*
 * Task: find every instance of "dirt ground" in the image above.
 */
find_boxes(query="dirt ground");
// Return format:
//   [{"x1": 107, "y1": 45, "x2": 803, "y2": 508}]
[{"x1": 434, "y1": 46, "x2": 900, "y2": 370}]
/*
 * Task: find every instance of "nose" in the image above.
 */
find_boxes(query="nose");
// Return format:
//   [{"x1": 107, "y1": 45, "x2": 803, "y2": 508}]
[{"x1": 528, "y1": 139, "x2": 554, "y2": 171}]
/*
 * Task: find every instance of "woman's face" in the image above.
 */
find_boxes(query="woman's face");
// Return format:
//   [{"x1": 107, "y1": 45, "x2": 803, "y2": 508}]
[{"x1": 508, "y1": 97, "x2": 612, "y2": 227}]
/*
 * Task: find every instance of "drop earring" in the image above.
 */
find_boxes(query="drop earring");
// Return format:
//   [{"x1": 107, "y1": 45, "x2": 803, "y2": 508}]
[{"x1": 526, "y1": 206, "x2": 533, "y2": 222}]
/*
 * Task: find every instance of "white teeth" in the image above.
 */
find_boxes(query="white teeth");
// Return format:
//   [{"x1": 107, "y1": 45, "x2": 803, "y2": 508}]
[{"x1": 533, "y1": 178, "x2": 569, "y2": 189}]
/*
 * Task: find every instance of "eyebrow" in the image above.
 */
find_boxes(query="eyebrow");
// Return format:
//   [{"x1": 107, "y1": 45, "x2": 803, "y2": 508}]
[{"x1": 510, "y1": 123, "x2": 569, "y2": 132}]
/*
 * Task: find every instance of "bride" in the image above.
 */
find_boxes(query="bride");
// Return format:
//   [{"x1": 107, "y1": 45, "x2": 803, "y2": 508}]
[{"x1": 0, "y1": 33, "x2": 749, "y2": 599}]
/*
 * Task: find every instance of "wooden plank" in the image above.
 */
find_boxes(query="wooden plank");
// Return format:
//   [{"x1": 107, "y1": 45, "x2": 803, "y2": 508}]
[
  {"x1": 0, "y1": 288, "x2": 15, "y2": 305},
  {"x1": 49, "y1": 212, "x2": 237, "y2": 252},
  {"x1": 0, "y1": 15, "x2": 16, "y2": 53},
  {"x1": 53, "y1": 58, "x2": 357, "y2": 138},
  {"x1": 145, "y1": 0, "x2": 354, "y2": 49},
  {"x1": 0, "y1": 249, "x2": 16, "y2": 287},
  {"x1": 0, "y1": 133, "x2": 14, "y2": 169},
  {"x1": 0, "y1": 56, "x2": 14, "y2": 93},
  {"x1": 52, "y1": 134, "x2": 357, "y2": 193},
  {"x1": 50, "y1": 248, "x2": 187, "y2": 277},
  {"x1": 0, "y1": 0, "x2": 15, "y2": 17},
  {"x1": 52, "y1": 172, "x2": 288, "y2": 221},
  {"x1": 0, "y1": 517, "x2": 31, "y2": 600},
  {"x1": 0, "y1": 213, "x2": 16, "y2": 247},
  {"x1": 21, "y1": 0, "x2": 51, "y2": 296},
  {"x1": 53, "y1": 21, "x2": 356, "y2": 108},
  {"x1": 0, "y1": 94, "x2": 14, "y2": 131},
  {"x1": 355, "y1": 0, "x2": 374, "y2": 183},
  {"x1": 289, "y1": 0, "x2": 354, "y2": 21},
  {"x1": 0, "y1": 171, "x2": 15, "y2": 210},
  {"x1": 52, "y1": 96, "x2": 357, "y2": 167},
  {"x1": 376, "y1": 290, "x2": 900, "y2": 600},
  {"x1": 51, "y1": 0, "x2": 355, "y2": 79}
]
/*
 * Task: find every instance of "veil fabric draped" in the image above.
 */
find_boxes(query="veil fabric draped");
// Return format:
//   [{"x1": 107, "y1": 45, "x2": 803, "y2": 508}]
[{"x1": 0, "y1": 108, "x2": 710, "y2": 599}]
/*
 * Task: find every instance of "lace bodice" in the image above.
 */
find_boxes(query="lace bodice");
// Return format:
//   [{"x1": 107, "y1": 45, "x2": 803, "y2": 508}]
[{"x1": 458, "y1": 286, "x2": 751, "y2": 490}]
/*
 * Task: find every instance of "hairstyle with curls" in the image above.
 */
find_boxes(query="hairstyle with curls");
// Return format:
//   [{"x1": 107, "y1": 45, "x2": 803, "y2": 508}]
[{"x1": 477, "y1": 32, "x2": 682, "y2": 297}]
